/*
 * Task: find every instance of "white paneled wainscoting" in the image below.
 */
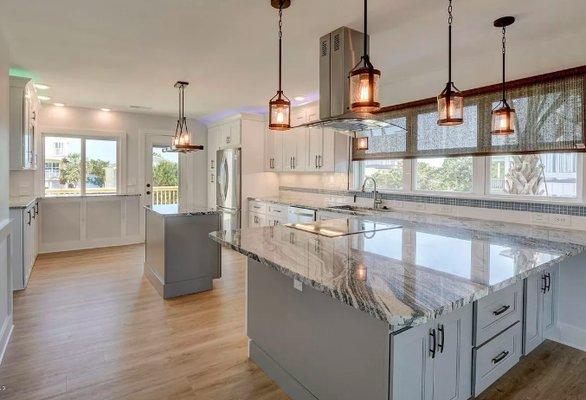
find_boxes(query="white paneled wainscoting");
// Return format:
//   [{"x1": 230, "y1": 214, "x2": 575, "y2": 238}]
[{"x1": 39, "y1": 195, "x2": 142, "y2": 253}]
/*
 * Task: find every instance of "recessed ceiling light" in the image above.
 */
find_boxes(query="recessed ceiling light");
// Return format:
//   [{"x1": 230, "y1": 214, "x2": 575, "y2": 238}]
[
  {"x1": 54, "y1": 103, "x2": 65, "y2": 107},
  {"x1": 33, "y1": 83, "x2": 50, "y2": 90},
  {"x1": 294, "y1": 96, "x2": 305, "y2": 101},
  {"x1": 100, "y1": 108, "x2": 111, "y2": 112},
  {"x1": 38, "y1": 95, "x2": 51, "y2": 101}
]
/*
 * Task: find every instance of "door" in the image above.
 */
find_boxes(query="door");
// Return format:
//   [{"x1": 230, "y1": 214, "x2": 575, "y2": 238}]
[
  {"x1": 145, "y1": 135, "x2": 180, "y2": 207},
  {"x1": 308, "y1": 126, "x2": 323, "y2": 171},
  {"x1": 542, "y1": 266, "x2": 558, "y2": 337},
  {"x1": 282, "y1": 133, "x2": 297, "y2": 172},
  {"x1": 523, "y1": 273, "x2": 543, "y2": 355},
  {"x1": 265, "y1": 128, "x2": 284, "y2": 172}
]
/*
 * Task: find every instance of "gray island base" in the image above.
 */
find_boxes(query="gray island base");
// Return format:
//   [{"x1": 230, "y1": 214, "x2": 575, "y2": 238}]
[
  {"x1": 145, "y1": 204, "x2": 221, "y2": 299},
  {"x1": 210, "y1": 214, "x2": 585, "y2": 400}
]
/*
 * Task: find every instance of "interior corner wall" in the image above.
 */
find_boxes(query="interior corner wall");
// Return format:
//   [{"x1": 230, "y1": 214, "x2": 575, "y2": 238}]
[{"x1": 0, "y1": 25, "x2": 15, "y2": 364}]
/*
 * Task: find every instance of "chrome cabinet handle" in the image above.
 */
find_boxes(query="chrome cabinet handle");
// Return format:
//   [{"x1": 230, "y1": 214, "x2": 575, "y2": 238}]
[
  {"x1": 293, "y1": 157, "x2": 296, "y2": 169},
  {"x1": 545, "y1": 273, "x2": 551, "y2": 292},
  {"x1": 429, "y1": 329, "x2": 437, "y2": 359},
  {"x1": 541, "y1": 274, "x2": 548, "y2": 293},
  {"x1": 318, "y1": 155, "x2": 322, "y2": 168},
  {"x1": 437, "y1": 324, "x2": 445, "y2": 353},
  {"x1": 492, "y1": 351, "x2": 509, "y2": 364},
  {"x1": 27, "y1": 211, "x2": 32, "y2": 225},
  {"x1": 315, "y1": 155, "x2": 318, "y2": 168},
  {"x1": 493, "y1": 305, "x2": 511, "y2": 316}
]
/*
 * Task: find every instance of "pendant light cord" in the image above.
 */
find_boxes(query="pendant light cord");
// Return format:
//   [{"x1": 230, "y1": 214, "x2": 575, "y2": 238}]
[
  {"x1": 501, "y1": 26, "x2": 507, "y2": 102},
  {"x1": 448, "y1": 0, "x2": 453, "y2": 83},
  {"x1": 363, "y1": 0, "x2": 368, "y2": 58},
  {"x1": 278, "y1": 0, "x2": 283, "y2": 93}
]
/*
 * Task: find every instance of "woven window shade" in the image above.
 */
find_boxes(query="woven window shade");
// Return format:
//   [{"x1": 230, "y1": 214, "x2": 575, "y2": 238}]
[{"x1": 352, "y1": 68, "x2": 585, "y2": 161}]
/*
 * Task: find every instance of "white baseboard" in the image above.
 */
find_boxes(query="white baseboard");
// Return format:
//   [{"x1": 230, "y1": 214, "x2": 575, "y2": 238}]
[
  {"x1": 556, "y1": 322, "x2": 586, "y2": 351},
  {"x1": 40, "y1": 235, "x2": 144, "y2": 254},
  {"x1": 0, "y1": 315, "x2": 14, "y2": 366}
]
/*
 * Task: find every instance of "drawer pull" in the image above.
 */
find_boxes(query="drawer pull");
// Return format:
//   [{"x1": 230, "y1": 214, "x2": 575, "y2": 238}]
[
  {"x1": 492, "y1": 305, "x2": 511, "y2": 316},
  {"x1": 544, "y1": 273, "x2": 551, "y2": 292},
  {"x1": 492, "y1": 351, "x2": 509, "y2": 364}
]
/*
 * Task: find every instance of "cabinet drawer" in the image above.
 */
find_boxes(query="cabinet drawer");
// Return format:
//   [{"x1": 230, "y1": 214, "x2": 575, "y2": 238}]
[
  {"x1": 474, "y1": 281, "x2": 523, "y2": 346},
  {"x1": 473, "y1": 322, "x2": 522, "y2": 396},
  {"x1": 248, "y1": 201, "x2": 267, "y2": 214},
  {"x1": 267, "y1": 204, "x2": 287, "y2": 217}
]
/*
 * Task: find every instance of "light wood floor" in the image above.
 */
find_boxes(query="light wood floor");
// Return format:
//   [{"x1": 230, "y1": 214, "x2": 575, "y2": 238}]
[{"x1": 0, "y1": 245, "x2": 584, "y2": 400}]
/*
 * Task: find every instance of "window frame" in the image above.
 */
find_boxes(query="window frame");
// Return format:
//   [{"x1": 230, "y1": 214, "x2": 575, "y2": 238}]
[{"x1": 41, "y1": 129, "x2": 126, "y2": 197}]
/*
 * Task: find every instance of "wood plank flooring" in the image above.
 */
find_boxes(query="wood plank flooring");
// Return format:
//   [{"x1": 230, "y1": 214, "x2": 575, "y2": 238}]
[{"x1": 0, "y1": 244, "x2": 583, "y2": 400}]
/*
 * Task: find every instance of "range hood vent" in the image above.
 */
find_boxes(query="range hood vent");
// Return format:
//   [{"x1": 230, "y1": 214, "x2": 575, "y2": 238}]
[{"x1": 300, "y1": 26, "x2": 402, "y2": 134}]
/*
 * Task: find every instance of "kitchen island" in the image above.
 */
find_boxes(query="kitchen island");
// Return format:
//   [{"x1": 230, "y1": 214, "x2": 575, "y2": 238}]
[
  {"x1": 145, "y1": 204, "x2": 221, "y2": 299},
  {"x1": 210, "y1": 212, "x2": 585, "y2": 400}
]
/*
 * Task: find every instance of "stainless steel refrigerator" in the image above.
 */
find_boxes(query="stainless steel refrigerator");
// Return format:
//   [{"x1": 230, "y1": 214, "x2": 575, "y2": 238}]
[{"x1": 216, "y1": 148, "x2": 241, "y2": 231}]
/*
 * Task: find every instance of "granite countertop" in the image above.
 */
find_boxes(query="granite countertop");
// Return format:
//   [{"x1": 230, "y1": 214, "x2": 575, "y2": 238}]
[
  {"x1": 146, "y1": 204, "x2": 221, "y2": 217},
  {"x1": 9, "y1": 197, "x2": 38, "y2": 209},
  {"x1": 248, "y1": 196, "x2": 351, "y2": 211},
  {"x1": 210, "y1": 215, "x2": 585, "y2": 331}
]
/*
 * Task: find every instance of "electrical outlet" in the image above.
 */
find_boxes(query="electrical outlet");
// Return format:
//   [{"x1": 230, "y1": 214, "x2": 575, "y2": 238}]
[
  {"x1": 532, "y1": 213, "x2": 549, "y2": 225},
  {"x1": 550, "y1": 214, "x2": 571, "y2": 227},
  {"x1": 293, "y1": 278, "x2": 303, "y2": 292}
]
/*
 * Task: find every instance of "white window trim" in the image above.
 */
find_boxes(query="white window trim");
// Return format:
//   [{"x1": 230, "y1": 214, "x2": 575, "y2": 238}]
[
  {"x1": 40, "y1": 128, "x2": 127, "y2": 197},
  {"x1": 352, "y1": 153, "x2": 584, "y2": 205}
]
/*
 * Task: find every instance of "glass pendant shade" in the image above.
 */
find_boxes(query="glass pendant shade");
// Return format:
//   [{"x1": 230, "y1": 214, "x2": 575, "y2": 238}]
[
  {"x1": 491, "y1": 101, "x2": 516, "y2": 135},
  {"x1": 269, "y1": 92, "x2": 291, "y2": 131},
  {"x1": 437, "y1": 83, "x2": 464, "y2": 125},
  {"x1": 165, "y1": 81, "x2": 203, "y2": 153},
  {"x1": 350, "y1": 65, "x2": 381, "y2": 113},
  {"x1": 355, "y1": 136, "x2": 369, "y2": 151}
]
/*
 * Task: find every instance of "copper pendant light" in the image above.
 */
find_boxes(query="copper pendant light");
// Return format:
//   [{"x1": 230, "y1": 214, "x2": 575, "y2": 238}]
[
  {"x1": 491, "y1": 16, "x2": 516, "y2": 135},
  {"x1": 437, "y1": 0, "x2": 464, "y2": 126},
  {"x1": 268, "y1": 0, "x2": 291, "y2": 131},
  {"x1": 349, "y1": 0, "x2": 381, "y2": 114},
  {"x1": 165, "y1": 82, "x2": 204, "y2": 153}
]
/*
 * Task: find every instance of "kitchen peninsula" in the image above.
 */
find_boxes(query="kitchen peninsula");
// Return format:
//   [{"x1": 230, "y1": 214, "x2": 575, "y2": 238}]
[
  {"x1": 145, "y1": 204, "x2": 221, "y2": 299},
  {"x1": 210, "y1": 210, "x2": 585, "y2": 400}
]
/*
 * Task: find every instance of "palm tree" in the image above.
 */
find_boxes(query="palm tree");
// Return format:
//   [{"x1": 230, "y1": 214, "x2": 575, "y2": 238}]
[{"x1": 503, "y1": 89, "x2": 578, "y2": 195}]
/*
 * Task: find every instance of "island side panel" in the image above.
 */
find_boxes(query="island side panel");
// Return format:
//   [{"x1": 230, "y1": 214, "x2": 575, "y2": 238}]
[
  {"x1": 247, "y1": 258, "x2": 390, "y2": 400},
  {"x1": 144, "y1": 209, "x2": 166, "y2": 296}
]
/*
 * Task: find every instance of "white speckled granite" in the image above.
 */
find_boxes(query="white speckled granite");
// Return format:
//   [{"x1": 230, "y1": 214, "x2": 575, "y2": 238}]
[
  {"x1": 146, "y1": 204, "x2": 221, "y2": 217},
  {"x1": 210, "y1": 213, "x2": 584, "y2": 331},
  {"x1": 9, "y1": 197, "x2": 38, "y2": 209}
]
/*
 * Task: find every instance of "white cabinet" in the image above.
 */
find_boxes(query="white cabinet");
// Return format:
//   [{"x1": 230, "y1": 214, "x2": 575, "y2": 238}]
[
  {"x1": 219, "y1": 120, "x2": 241, "y2": 147},
  {"x1": 9, "y1": 76, "x2": 39, "y2": 170},
  {"x1": 10, "y1": 200, "x2": 39, "y2": 290},
  {"x1": 391, "y1": 304, "x2": 472, "y2": 400},
  {"x1": 248, "y1": 211, "x2": 267, "y2": 228},
  {"x1": 264, "y1": 128, "x2": 284, "y2": 172},
  {"x1": 207, "y1": 126, "x2": 220, "y2": 208},
  {"x1": 523, "y1": 266, "x2": 559, "y2": 355}
]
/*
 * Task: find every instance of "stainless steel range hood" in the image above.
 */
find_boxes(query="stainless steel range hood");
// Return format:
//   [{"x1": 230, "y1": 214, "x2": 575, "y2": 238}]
[{"x1": 294, "y1": 27, "x2": 400, "y2": 133}]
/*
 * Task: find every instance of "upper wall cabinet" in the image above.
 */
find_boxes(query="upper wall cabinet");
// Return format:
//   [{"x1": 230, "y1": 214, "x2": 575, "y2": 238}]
[
  {"x1": 9, "y1": 76, "x2": 39, "y2": 170},
  {"x1": 265, "y1": 102, "x2": 349, "y2": 174}
]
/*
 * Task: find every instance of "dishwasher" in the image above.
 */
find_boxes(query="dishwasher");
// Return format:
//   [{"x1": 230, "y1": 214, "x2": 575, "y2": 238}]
[{"x1": 287, "y1": 207, "x2": 316, "y2": 224}]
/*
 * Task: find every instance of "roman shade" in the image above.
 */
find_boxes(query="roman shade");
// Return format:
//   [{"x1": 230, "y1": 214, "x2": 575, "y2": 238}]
[{"x1": 352, "y1": 67, "x2": 585, "y2": 160}]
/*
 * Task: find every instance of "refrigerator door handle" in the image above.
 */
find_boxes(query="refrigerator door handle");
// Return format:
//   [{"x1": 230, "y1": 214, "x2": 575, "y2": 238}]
[{"x1": 222, "y1": 157, "x2": 229, "y2": 201}]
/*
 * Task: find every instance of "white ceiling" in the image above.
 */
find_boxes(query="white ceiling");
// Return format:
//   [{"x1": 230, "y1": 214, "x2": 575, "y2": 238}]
[{"x1": 1, "y1": 0, "x2": 585, "y2": 123}]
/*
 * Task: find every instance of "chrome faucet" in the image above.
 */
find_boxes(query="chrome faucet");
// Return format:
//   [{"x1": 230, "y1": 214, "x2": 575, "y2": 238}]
[{"x1": 361, "y1": 177, "x2": 383, "y2": 209}]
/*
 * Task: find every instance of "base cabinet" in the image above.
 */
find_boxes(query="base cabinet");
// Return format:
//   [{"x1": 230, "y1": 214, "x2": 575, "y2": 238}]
[
  {"x1": 391, "y1": 304, "x2": 473, "y2": 400},
  {"x1": 10, "y1": 201, "x2": 39, "y2": 290},
  {"x1": 523, "y1": 266, "x2": 558, "y2": 355}
]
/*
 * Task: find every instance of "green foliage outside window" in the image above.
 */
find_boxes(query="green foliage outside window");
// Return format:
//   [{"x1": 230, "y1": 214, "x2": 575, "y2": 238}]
[
  {"x1": 416, "y1": 157, "x2": 473, "y2": 192},
  {"x1": 152, "y1": 153, "x2": 179, "y2": 186}
]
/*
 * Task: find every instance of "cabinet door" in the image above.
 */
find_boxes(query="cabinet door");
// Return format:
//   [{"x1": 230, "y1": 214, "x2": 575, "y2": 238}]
[
  {"x1": 432, "y1": 306, "x2": 473, "y2": 400},
  {"x1": 308, "y1": 127, "x2": 323, "y2": 172},
  {"x1": 523, "y1": 273, "x2": 544, "y2": 355},
  {"x1": 542, "y1": 266, "x2": 558, "y2": 337},
  {"x1": 392, "y1": 322, "x2": 434, "y2": 400},
  {"x1": 265, "y1": 129, "x2": 284, "y2": 172},
  {"x1": 282, "y1": 132, "x2": 297, "y2": 172},
  {"x1": 228, "y1": 120, "x2": 241, "y2": 146},
  {"x1": 320, "y1": 127, "x2": 336, "y2": 172},
  {"x1": 208, "y1": 127, "x2": 219, "y2": 170}
]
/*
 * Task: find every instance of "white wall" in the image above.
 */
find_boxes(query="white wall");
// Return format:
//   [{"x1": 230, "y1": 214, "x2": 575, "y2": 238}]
[{"x1": 0, "y1": 24, "x2": 14, "y2": 364}]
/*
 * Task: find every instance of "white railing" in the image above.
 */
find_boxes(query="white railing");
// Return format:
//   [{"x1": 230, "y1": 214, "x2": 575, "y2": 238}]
[
  {"x1": 152, "y1": 186, "x2": 179, "y2": 205},
  {"x1": 491, "y1": 179, "x2": 505, "y2": 191},
  {"x1": 45, "y1": 187, "x2": 116, "y2": 196}
]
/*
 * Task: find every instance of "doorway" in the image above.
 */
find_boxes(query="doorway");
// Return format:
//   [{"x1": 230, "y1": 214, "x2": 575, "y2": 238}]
[{"x1": 144, "y1": 135, "x2": 180, "y2": 207}]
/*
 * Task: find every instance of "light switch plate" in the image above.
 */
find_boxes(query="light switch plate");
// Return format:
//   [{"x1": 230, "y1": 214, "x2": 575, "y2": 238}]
[{"x1": 293, "y1": 278, "x2": 303, "y2": 292}]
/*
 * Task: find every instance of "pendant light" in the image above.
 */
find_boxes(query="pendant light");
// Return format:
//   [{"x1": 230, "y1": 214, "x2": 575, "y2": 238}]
[
  {"x1": 437, "y1": 0, "x2": 464, "y2": 126},
  {"x1": 268, "y1": 0, "x2": 291, "y2": 131},
  {"x1": 491, "y1": 16, "x2": 516, "y2": 135},
  {"x1": 349, "y1": 0, "x2": 381, "y2": 114},
  {"x1": 165, "y1": 81, "x2": 203, "y2": 153}
]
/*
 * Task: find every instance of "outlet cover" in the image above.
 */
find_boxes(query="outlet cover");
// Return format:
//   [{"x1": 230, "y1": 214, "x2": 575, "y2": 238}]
[{"x1": 550, "y1": 214, "x2": 571, "y2": 227}]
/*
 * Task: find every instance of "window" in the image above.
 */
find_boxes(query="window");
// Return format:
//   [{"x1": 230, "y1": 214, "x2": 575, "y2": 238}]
[
  {"x1": 44, "y1": 135, "x2": 118, "y2": 196},
  {"x1": 354, "y1": 159, "x2": 404, "y2": 191},
  {"x1": 489, "y1": 153, "x2": 578, "y2": 198},
  {"x1": 415, "y1": 157, "x2": 473, "y2": 192}
]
